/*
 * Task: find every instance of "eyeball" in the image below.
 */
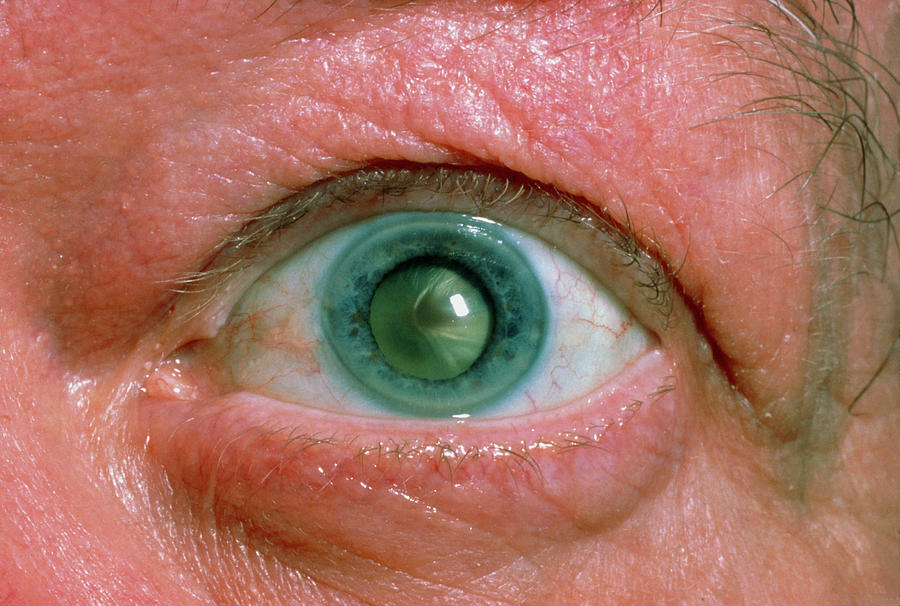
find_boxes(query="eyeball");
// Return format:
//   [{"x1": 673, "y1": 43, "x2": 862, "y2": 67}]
[{"x1": 195, "y1": 211, "x2": 650, "y2": 418}]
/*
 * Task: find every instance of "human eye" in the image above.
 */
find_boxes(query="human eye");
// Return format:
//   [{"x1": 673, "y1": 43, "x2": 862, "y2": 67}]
[
  {"x1": 162, "y1": 167, "x2": 652, "y2": 419},
  {"x1": 137, "y1": 165, "x2": 688, "y2": 595}
]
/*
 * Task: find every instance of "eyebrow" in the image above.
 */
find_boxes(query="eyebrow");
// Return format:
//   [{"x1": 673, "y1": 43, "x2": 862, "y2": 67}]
[
  {"x1": 672, "y1": 0, "x2": 897, "y2": 263},
  {"x1": 729, "y1": 0, "x2": 899, "y2": 405}
]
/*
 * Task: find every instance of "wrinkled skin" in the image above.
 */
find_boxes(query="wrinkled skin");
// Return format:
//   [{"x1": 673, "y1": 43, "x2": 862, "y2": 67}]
[{"x1": 1, "y1": 1, "x2": 898, "y2": 604}]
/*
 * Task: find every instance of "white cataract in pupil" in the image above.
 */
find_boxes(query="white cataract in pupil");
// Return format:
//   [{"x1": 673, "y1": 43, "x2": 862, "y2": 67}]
[{"x1": 214, "y1": 214, "x2": 650, "y2": 417}]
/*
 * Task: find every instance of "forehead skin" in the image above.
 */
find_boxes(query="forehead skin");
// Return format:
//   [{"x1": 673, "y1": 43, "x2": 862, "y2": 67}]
[{"x1": 0, "y1": 0, "x2": 897, "y2": 604}]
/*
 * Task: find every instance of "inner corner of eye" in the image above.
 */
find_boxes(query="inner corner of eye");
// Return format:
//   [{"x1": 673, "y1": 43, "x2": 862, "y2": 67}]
[
  {"x1": 141, "y1": 353, "x2": 204, "y2": 401},
  {"x1": 190, "y1": 207, "x2": 650, "y2": 419}
]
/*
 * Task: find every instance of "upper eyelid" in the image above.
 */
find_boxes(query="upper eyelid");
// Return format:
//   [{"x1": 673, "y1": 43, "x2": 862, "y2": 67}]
[{"x1": 166, "y1": 164, "x2": 674, "y2": 319}]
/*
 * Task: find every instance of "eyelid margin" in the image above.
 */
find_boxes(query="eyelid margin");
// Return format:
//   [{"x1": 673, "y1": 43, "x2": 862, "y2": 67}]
[
  {"x1": 129, "y1": 164, "x2": 706, "y2": 595},
  {"x1": 162, "y1": 164, "x2": 675, "y2": 339}
]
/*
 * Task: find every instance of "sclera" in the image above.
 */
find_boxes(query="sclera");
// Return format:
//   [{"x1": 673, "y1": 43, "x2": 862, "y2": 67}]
[{"x1": 205, "y1": 212, "x2": 650, "y2": 418}]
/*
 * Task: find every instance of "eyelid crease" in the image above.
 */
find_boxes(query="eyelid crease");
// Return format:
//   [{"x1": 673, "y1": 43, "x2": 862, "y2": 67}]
[{"x1": 166, "y1": 164, "x2": 674, "y2": 319}]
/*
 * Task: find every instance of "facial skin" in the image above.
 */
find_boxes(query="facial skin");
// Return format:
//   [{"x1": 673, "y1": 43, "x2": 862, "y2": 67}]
[{"x1": 0, "y1": 0, "x2": 898, "y2": 604}]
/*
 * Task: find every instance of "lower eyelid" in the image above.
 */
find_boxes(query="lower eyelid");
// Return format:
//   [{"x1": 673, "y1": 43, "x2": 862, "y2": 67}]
[
  {"x1": 133, "y1": 167, "x2": 691, "y2": 584},
  {"x1": 135, "y1": 348, "x2": 685, "y2": 581}
]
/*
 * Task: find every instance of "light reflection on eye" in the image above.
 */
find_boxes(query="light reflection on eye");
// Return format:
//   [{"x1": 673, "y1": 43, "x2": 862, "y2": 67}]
[{"x1": 195, "y1": 205, "x2": 651, "y2": 418}]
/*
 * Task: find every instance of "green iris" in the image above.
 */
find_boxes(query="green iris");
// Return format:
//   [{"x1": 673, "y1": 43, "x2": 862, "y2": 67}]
[
  {"x1": 369, "y1": 262, "x2": 493, "y2": 380},
  {"x1": 320, "y1": 211, "x2": 547, "y2": 417}
]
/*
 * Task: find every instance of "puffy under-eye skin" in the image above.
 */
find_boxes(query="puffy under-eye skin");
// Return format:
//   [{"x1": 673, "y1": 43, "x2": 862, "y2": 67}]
[
  {"x1": 139, "y1": 169, "x2": 687, "y2": 594},
  {"x1": 201, "y1": 210, "x2": 650, "y2": 418}
]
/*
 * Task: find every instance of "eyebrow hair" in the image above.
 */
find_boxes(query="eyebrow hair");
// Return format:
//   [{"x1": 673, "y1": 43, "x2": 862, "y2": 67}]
[
  {"x1": 699, "y1": 0, "x2": 898, "y2": 411},
  {"x1": 717, "y1": 0, "x2": 897, "y2": 228}
]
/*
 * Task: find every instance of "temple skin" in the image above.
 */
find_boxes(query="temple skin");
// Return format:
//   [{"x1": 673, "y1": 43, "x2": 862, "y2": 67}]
[{"x1": 0, "y1": 0, "x2": 898, "y2": 604}]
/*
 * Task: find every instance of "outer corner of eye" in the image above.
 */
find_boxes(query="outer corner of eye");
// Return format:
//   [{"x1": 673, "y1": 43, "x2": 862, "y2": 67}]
[{"x1": 157, "y1": 175, "x2": 655, "y2": 420}]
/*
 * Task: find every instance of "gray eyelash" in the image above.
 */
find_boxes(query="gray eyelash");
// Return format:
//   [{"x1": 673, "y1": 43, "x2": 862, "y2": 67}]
[{"x1": 166, "y1": 165, "x2": 675, "y2": 319}]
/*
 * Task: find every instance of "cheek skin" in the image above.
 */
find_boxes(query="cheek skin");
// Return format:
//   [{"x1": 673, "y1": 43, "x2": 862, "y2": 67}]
[
  {"x1": 0, "y1": 300, "x2": 211, "y2": 604},
  {"x1": 0, "y1": 0, "x2": 897, "y2": 604}
]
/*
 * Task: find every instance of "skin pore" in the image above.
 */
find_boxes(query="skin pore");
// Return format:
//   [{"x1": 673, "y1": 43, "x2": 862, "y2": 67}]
[{"x1": 0, "y1": 0, "x2": 898, "y2": 604}]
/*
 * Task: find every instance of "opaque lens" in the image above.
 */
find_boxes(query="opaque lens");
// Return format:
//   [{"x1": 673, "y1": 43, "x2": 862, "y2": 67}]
[{"x1": 369, "y1": 261, "x2": 493, "y2": 380}]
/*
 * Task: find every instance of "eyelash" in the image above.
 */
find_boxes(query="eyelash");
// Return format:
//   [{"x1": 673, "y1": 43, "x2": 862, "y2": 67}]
[
  {"x1": 135, "y1": 163, "x2": 690, "y2": 548},
  {"x1": 167, "y1": 163, "x2": 674, "y2": 321}
]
